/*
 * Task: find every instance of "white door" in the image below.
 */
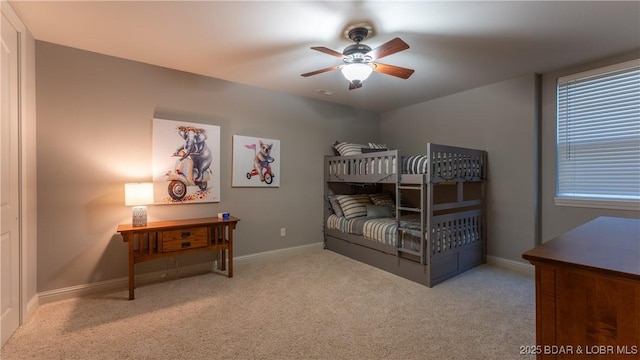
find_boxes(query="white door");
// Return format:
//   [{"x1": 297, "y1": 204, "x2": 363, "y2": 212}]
[{"x1": 1, "y1": 11, "x2": 21, "y2": 346}]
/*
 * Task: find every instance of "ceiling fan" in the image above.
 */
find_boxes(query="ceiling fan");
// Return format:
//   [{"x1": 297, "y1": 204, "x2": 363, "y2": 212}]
[{"x1": 301, "y1": 25, "x2": 415, "y2": 90}]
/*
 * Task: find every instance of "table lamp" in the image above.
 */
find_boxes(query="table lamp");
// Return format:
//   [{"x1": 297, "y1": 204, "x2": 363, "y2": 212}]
[{"x1": 124, "y1": 182, "x2": 154, "y2": 227}]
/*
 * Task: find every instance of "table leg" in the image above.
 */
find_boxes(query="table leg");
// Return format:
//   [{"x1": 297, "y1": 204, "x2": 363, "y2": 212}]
[
  {"x1": 219, "y1": 249, "x2": 226, "y2": 271},
  {"x1": 128, "y1": 236, "x2": 135, "y2": 300},
  {"x1": 228, "y1": 225, "x2": 233, "y2": 278}
]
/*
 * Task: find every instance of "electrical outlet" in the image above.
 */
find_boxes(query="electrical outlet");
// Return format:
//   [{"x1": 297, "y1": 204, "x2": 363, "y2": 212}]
[{"x1": 280, "y1": 227, "x2": 286, "y2": 237}]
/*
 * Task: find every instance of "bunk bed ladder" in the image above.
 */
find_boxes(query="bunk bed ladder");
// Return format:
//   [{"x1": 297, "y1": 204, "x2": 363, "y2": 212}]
[{"x1": 396, "y1": 174, "x2": 427, "y2": 264}]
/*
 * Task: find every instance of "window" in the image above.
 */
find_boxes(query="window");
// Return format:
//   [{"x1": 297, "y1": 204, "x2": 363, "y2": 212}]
[{"x1": 556, "y1": 59, "x2": 640, "y2": 210}]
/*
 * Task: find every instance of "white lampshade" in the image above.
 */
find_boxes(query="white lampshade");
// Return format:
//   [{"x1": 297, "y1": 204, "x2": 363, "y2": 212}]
[
  {"x1": 124, "y1": 183, "x2": 153, "y2": 227},
  {"x1": 124, "y1": 183, "x2": 154, "y2": 206},
  {"x1": 341, "y1": 63, "x2": 373, "y2": 83}
]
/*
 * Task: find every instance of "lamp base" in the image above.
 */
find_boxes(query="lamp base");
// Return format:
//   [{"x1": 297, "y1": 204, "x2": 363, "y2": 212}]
[{"x1": 132, "y1": 206, "x2": 148, "y2": 227}]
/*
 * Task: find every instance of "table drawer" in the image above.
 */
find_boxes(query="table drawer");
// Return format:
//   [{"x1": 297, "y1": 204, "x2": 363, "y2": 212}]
[{"x1": 162, "y1": 227, "x2": 208, "y2": 252}]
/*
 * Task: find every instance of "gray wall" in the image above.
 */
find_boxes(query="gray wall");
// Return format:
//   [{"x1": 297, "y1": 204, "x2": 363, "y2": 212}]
[
  {"x1": 35, "y1": 40, "x2": 639, "y2": 294},
  {"x1": 36, "y1": 42, "x2": 380, "y2": 292},
  {"x1": 540, "y1": 50, "x2": 640, "y2": 242},
  {"x1": 380, "y1": 74, "x2": 539, "y2": 263}
]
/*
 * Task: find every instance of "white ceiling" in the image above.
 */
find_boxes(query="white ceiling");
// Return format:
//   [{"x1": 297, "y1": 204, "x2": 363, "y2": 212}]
[{"x1": 9, "y1": 1, "x2": 640, "y2": 112}]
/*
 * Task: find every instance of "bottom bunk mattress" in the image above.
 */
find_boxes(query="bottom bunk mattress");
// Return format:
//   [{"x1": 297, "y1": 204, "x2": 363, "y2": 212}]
[
  {"x1": 326, "y1": 213, "x2": 422, "y2": 250},
  {"x1": 325, "y1": 209, "x2": 486, "y2": 287},
  {"x1": 326, "y1": 211, "x2": 484, "y2": 255}
]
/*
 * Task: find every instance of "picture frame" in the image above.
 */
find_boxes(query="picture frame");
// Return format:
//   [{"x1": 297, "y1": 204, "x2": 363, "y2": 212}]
[
  {"x1": 152, "y1": 118, "x2": 221, "y2": 203},
  {"x1": 232, "y1": 135, "x2": 280, "y2": 187}
]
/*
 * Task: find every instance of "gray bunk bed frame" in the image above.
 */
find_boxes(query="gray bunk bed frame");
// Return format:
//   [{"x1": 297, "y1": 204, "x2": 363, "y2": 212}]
[{"x1": 324, "y1": 143, "x2": 487, "y2": 287}]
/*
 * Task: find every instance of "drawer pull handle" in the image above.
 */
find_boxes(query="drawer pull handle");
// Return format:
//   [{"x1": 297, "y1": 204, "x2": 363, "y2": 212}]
[
  {"x1": 181, "y1": 242, "x2": 191, "y2": 248},
  {"x1": 181, "y1": 231, "x2": 191, "y2": 238}
]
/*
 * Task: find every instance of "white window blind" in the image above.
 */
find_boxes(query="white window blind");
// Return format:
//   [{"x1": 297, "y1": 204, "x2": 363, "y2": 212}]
[{"x1": 556, "y1": 59, "x2": 640, "y2": 208}]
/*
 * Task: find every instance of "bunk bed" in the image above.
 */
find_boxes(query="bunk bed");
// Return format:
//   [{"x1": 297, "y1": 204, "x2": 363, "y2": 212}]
[{"x1": 324, "y1": 142, "x2": 487, "y2": 287}]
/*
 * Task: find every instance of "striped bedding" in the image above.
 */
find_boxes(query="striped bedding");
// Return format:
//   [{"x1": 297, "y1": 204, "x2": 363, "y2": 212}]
[
  {"x1": 401, "y1": 155, "x2": 429, "y2": 174},
  {"x1": 328, "y1": 154, "x2": 430, "y2": 177},
  {"x1": 326, "y1": 214, "x2": 377, "y2": 235},
  {"x1": 361, "y1": 155, "x2": 429, "y2": 174},
  {"x1": 362, "y1": 218, "x2": 398, "y2": 245},
  {"x1": 326, "y1": 213, "x2": 423, "y2": 249}
]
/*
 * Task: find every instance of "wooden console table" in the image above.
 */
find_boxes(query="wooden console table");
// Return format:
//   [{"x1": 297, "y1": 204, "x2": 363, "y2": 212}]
[
  {"x1": 522, "y1": 217, "x2": 640, "y2": 359},
  {"x1": 117, "y1": 216, "x2": 239, "y2": 300}
]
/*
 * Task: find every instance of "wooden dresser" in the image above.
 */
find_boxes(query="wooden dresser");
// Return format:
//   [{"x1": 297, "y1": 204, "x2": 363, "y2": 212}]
[
  {"x1": 522, "y1": 217, "x2": 640, "y2": 359},
  {"x1": 117, "y1": 216, "x2": 239, "y2": 300}
]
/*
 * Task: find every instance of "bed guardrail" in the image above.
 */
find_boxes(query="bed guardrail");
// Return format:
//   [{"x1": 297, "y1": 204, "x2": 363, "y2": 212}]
[
  {"x1": 325, "y1": 144, "x2": 486, "y2": 184},
  {"x1": 430, "y1": 209, "x2": 484, "y2": 256},
  {"x1": 326, "y1": 150, "x2": 398, "y2": 183},
  {"x1": 428, "y1": 143, "x2": 486, "y2": 182}
]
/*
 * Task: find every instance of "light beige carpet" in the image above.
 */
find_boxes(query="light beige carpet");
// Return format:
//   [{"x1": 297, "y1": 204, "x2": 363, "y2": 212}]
[{"x1": 1, "y1": 248, "x2": 536, "y2": 360}]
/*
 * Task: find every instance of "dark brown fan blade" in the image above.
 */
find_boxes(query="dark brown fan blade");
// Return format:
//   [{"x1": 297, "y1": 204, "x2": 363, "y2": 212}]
[
  {"x1": 301, "y1": 65, "x2": 341, "y2": 77},
  {"x1": 366, "y1": 38, "x2": 409, "y2": 60},
  {"x1": 311, "y1": 46, "x2": 345, "y2": 59},
  {"x1": 372, "y1": 62, "x2": 415, "y2": 79},
  {"x1": 348, "y1": 81, "x2": 363, "y2": 90}
]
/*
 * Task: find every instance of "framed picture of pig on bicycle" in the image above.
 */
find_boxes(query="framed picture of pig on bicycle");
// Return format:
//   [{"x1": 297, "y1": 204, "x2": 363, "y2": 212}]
[
  {"x1": 232, "y1": 135, "x2": 280, "y2": 187},
  {"x1": 152, "y1": 118, "x2": 221, "y2": 203}
]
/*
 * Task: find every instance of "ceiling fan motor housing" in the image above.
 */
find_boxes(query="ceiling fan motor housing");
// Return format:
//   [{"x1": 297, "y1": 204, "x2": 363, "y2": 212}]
[
  {"x1": 347, "y1": 27, "x2": 370, "y2": 43},
  {"x1": 343, "y1": 27, "x2": 373, "y2": 62},
  {"x1": 343, "y1": 43, "x2": 372, "y2": 57}
]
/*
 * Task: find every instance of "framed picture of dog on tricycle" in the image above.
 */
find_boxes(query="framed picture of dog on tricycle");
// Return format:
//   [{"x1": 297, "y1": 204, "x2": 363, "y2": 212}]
[
  {"x1": 152, "y1": 118, "x2": 221, "y2": 203},
  {"x1": 232, "y1": 135, "x2": 280, "y2": 187}
]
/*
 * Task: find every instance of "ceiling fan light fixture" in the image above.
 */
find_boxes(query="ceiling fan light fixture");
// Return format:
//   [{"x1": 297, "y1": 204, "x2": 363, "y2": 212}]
[
  {"x1": 302, "y1": 25, "x2": 413, "y2": 89},
  {"x1": 341, "y1": 63, "x2": 373, "y2": 83}
]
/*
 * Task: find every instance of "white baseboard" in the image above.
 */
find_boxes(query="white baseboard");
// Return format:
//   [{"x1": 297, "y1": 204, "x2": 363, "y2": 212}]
[
  {"x1": 23, "y1": 293, "x2": 39, "y2": 324},
  {"x1": 486, "y1": 255, "x2": 535, "y2": 276},
  {"x1": 235, "y1": 242, "x2": 323, "y2": 264},
  {"x1": 38, "y1": 242, "x2": 324, "y2": 305}
]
